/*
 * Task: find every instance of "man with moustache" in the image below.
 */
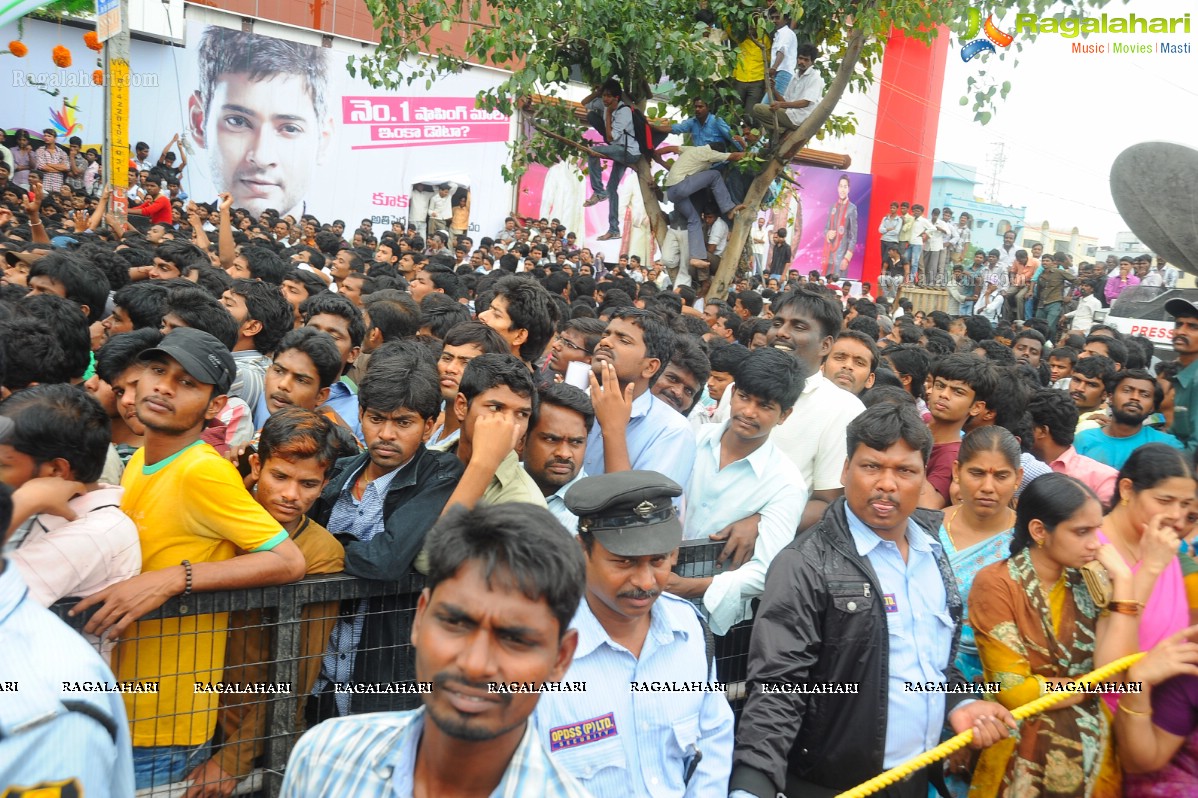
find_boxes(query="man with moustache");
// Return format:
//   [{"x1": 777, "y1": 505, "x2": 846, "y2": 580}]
[
  {"x1": 728, "y1": 404, "x2": 1015, "y2": 798},
  {"x1": 1074, "y1": 369, "x2": 1184, "y2": 469},
  {"x1": 1167, "y1": 298, "x2": 1198, "y2": 452},
  {"x1": 281, "y1": 503, "x2": 593, "y2": 797},
  {"x1": 524, "y1": 383, "x2": 594, "y2": 532},
  {"x1": 534, "y1": 471, "x2": 735, "y2": 798}
]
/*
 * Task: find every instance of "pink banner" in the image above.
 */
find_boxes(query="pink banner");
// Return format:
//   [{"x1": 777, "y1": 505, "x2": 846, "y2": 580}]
[{"x1": 341, "y1": 96, "x2": 508, "y2": 150}]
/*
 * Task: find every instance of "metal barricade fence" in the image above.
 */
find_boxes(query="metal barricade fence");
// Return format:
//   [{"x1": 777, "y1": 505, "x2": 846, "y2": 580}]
[{"x1": 51, "y1": 539, "x2": 737, "y2": 797}]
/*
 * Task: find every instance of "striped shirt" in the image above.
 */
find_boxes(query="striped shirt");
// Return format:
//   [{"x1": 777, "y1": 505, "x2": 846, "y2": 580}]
[
  {"x1": 279, "y1": 707, "x2": 594, "y2": 798},
  {"x1": 0, "y1": 561, "x2": 135, "y2": 797}
]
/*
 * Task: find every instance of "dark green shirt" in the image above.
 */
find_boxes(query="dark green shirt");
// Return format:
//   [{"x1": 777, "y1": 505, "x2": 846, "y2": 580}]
[{"x1": 1170, "y1": 358, "x2": 1198, "y2": 451}]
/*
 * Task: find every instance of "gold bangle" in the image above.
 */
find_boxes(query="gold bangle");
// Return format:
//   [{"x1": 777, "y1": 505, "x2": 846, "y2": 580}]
[
  {"x1": 1108, "y1": 600, "x2": 1144, "y2": 616},
  {"x1": 1118, "y1": 701, "x2": 1151, "y2": 717}
]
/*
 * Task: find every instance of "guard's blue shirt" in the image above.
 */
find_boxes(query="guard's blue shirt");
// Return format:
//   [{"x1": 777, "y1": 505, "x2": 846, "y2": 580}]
[
  {"x1": 532, "y1": 594, "x2": 734, "y2": 797},
  {"x1": 844, "y1": 507, "x2": 956, "y2": 767},
  {"x1": 0, "y1": 560, "x2": 135, "y2": 796}
]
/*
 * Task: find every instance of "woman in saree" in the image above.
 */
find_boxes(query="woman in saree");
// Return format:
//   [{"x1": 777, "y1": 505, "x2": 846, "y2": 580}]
[
  {"x1": 1100, "y1": 443, "x2": 1195, "y2": 654},
  {"x1": 939, "y1": 426, "x2": 1021, "y2": 685},
  {"x1": 968, "y1": 472, "x2": 1180, "y2": 798}
]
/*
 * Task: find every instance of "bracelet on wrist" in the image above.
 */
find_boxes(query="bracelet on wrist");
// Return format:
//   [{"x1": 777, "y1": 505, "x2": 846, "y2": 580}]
[
  {"x1": 1118, "y1": 701, "x2": 1151, "y2": 717},
  {"x1": 181, "y1": 559, "x2": 193, "y2": 597},
  {"x1": 1107, "y1": 600, "x2": 1143, "y2": 616}
]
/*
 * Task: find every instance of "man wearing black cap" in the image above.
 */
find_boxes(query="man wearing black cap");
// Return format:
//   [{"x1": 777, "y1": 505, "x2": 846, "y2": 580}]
[
  {"x1": 1167, "y1": 297, "x2": 1198, "y2": 451},
  {"x1": 534, "y1": 470, "x2": 734, "y2": 797},
  {"x1": 72, "y1": 328, "x2": 306, "y2": 790}
]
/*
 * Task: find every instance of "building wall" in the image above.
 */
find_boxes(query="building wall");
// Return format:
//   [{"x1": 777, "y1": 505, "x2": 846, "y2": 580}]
[{"x1": 929, "y1": 161, "x2": 1025, "y2": 257}]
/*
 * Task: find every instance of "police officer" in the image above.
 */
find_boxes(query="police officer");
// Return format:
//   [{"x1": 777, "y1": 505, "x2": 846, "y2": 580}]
[
  {"x1": 0, "y1": 417, "x2": 134, "y2": 796},
  {"x1": 533, "y1": 470, "x2": 734, "y2": 797}
]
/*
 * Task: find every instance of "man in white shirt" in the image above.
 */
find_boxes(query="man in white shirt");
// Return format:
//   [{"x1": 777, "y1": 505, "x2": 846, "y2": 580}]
[
  {"x1": 996, "y1": 229, "x2": 1019, "y2": 271},
  {"x1": 751, "y1": 44, "x2": 821, "y2": 142},
  {"x1": 669, "y1": 347, "x2": 806, "y2": 635},
  {"x1": 751, "y1": 217, "x2": 769, "y2": 275},
  {"x1": 1064, "y1": 279, "x2": 1102, "y2": 332},
  {"x1": 907, "y1": 205, "x2": 936, "y2": 284},
  {"x1": 713, "y1": 288, "x2": 864, "y2": 532},
  {"x1": 705, "y1": 209, "x2": 730, "y2": 265},
  {"x1": 919, "y1": 208, "x2": 952, "y2": 287},
  {"x1": 767, "y1": 9, "x2": 798, "y2": 93}
]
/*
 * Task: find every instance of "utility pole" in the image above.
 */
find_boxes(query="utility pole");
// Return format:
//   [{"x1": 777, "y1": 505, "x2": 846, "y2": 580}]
[{"x1": 98, "y1": 0, "x2": 130, "y2": 227}]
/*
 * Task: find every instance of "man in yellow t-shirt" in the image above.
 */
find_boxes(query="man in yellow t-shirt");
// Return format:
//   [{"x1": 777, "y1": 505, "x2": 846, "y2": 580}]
[
  {"x1": 73, "y1": 327, "x2": 306, "y2": 791},
  {"x1": 731, "y1": 29, "x2": 771, "y2": 120}
]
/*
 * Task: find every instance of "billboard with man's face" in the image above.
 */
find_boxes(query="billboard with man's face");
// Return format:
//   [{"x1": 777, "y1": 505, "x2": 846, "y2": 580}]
[
  {"x1": 182, "y1": 24, "x2": 515, "y2": 233},
  {"x1": 0, "y1": 16, "x2": 516, "y2": 236}
]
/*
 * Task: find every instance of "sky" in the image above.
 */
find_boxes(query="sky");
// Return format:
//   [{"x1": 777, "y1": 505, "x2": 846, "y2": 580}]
[{"x1": 931, "y1": 0, "x2": 1198, "y2": 246}]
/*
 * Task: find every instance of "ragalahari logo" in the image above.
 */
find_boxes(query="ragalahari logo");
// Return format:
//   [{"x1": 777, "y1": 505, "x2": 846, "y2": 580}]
[{"x1": 961, "y1": 9, "x2": 1015, "y2": 62}]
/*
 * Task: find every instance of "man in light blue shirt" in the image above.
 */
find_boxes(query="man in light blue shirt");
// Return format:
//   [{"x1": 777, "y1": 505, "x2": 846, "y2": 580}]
[
  {"x1": 535, "y1": 471, "x2": 734, "y2": 798},
  {"x1": 524, "y1": 383, "x2": 593, "y2": 534},
  {"x1": 584, "y1": 309, "x2": 696, "y2": 498},
  {"x1": 668, "y1": 348, "x2": 806, "y2": 634},
  {"x1": 728, "y1": 404, "x2": 1015, "y2": 798},
  {"x1": 302, "y1": 294, "x2": 367, "y2": 438},
  {"x1": 282, "y1": 503, "x2": 593, "y2": 798},
  {"x1": 0, "y1": 463, "x2": 135, "y2": 798},
  {"x1": 652, "y1": 97, "x2": 739, "y2": 151}
]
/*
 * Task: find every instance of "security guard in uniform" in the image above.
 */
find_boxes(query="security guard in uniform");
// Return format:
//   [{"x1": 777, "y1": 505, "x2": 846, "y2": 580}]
[
  {"x1": 533, "y1": 470, "x2": 734, "y2": 797},
  {"x1": 0, "y1": 416, "x2": 135, "y2": 797}
]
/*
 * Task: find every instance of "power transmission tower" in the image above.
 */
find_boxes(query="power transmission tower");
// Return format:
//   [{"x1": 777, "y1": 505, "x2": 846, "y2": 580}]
[{"x1": 986, "y1": 142, "x2": 1007, "y2": 204}]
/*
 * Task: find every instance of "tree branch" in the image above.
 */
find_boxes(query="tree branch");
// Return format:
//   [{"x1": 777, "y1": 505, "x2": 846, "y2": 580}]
[{"x1": 530, "y1": 122, "x2": 603, "y2": 159}]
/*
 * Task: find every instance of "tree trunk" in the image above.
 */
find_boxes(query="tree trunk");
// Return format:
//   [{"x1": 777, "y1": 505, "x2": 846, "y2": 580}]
[
  {"x1": 635, "y1": 158, "x2": 669, "y2": 247},
  {"x1": 707, "y1": 27, "x2": 867, "y2": 300}
]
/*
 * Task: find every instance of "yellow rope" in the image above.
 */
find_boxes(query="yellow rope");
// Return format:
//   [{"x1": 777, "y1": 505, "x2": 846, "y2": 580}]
[{"x1": 833, "y1": 651, "x2": 1145, "y2": 798}]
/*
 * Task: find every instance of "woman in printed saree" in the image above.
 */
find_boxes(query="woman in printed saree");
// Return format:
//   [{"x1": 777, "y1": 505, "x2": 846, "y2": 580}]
[
  {"x1": 968, "y1": 473, "x2": 1180, "y2": 798},
  {"x1": 938, "y1": 426, "x2": 1022, "y2": 685}
]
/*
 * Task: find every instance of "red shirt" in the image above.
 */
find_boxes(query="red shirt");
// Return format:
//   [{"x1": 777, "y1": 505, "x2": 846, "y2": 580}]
[{"x1": 133, "y1": 193, "x2": 172, "y2": 225}]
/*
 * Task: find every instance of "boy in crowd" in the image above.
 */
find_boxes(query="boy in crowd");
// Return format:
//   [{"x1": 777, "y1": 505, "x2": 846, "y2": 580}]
[
  {"x1": 693, "y1": 342, "x2": 750, "y2": 428},
  {"x1": 428, "y1": 321, "x2": 512, "y2": 450},
  {"x1": 1047, "y1": 346, "x2": 1078, "y2": 390},
  {"x1": 922, "y1": 354, "x2": 997, "y2": 508},
  {"x1": 300, "y1": 293, "x2": 367, "y2": 438},
  {"x1": 669, "y1": 347, "x2": 807, "y2": 634},
  {"x1": 185, "y1": 408, "x2": 346, "y2": 796}
]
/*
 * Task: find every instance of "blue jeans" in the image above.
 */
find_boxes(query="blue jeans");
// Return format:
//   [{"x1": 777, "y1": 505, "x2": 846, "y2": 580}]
[
  {"x1": 908, "y1": 244, "x2": 923, "y2": 280},
  {"x1": 666, "y1": 169, "x2": 735, "y2": 261},
  {"x1": 134, "y1": 741, "x2": 212, "y2": 789},
  {"x1": 1037, "y1": 301, "x2": 1062, "y2": 334},
  {"x1": 587, "y1": 144, "x2": 639, "y2": 235}
]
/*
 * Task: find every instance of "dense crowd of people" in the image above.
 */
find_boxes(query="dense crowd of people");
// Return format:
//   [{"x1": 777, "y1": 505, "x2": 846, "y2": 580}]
[
  {"x1": 4, "y1": 6, "x2": 1198, "y2": 782},
  {"x1": 2, "y1": 147, "x2": 1198, "y2": 798}
]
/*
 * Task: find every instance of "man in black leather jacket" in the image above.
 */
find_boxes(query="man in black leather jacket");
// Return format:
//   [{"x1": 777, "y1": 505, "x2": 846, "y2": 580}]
[
  {"x1": 729, "y1": 404, "x2": 1016, "y2": 798},
  {"x1": 306, "y1": 359, "x2": 464, "y2": 718}
]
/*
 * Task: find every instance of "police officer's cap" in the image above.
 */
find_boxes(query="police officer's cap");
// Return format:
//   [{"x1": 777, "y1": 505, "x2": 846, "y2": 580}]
[{"x1": 565, "y1": 470, "x2": 683, "y2": 556}]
